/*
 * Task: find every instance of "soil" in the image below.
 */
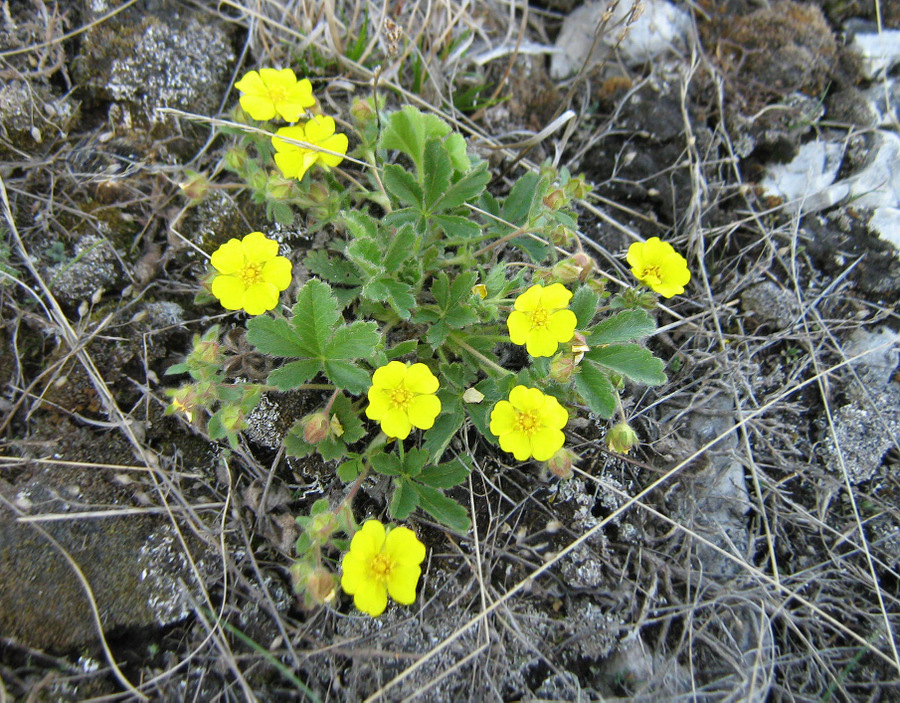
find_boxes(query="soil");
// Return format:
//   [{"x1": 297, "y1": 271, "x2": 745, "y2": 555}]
[{"x1": 2, "y1": 0, "x2": 900, "y2": 700}]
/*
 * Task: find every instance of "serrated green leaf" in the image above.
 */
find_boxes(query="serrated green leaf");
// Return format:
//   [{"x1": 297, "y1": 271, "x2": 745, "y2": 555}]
[
  {"x1": 304, "y1": 249, "x2": 362, "y2": 288},
  {"x1": 586, "y1": 343, "x2": 667, "y2": 386},
  {"x1": 323, "y1": 359, "x2": 371, "y2": 395},
  {"x1": 372, "y1": 453, "x2": 402, "y2": 476},
  {"x1": 337, "y1": 457, "x2": 362, "y2": 482},
  {"x1": 291, "y1": 279, "x2": 341, "y2": 357},
  {"x1": 502, "y1": 171, "x2": 542, "y2": 225},
  {"x1": 271, "y1": 201, "x2": 294, "y2": 226},
  {"x1": 380, "y1": 106, "x2": 451, "y2": 174},
  {"x1": 423, "y1": 139, "x2": 453, "y2": 210},
  {"x1": 382, "y1": 163, "x2": 424, "y2": 208},
  {"x1": 324, "y1": 321, "x2": 379, "y2": 359},
  {"x1": 246, "y1": 316, "x2": 310, "y2": 357},
  {"x1": 347, "y1": 238, "x2": 383, "y2": 276},
  {"x1": 570, "y1": 286, "x2": 600, "y2": 328},
  {"x1": 587, "y1": 309, "x2": 656, "y2": 345},
  {"x1": 444, "y1": 132, "x2": 470, "y2": 172},
  {"x1": 381, "y1": 224, "x2": 417, "y2": 273},
  {"x1": 511, "y1": 234, "x2": 550, "y2": 262},
  {"x1": 268, "y1": 359, "x2": 320, "y2": 390},
  {"x1": 386, "y1": 339, "x2": 418, "y2": 359},
  {"x1": 418, "y1": 456, "x2": 470, "y2": 488},
  {"x1": 390, "y1": 479, "x2": 419, "y2": 520},
  {"x1": 432, "y1": 161, "x2": 490, "y2": 212},
  {"x1": 316, "y1": 434, "x2": 346, "y2": 461},
  {"x1": 423, "y1": 400, "x2": 465, "y2": 463},
  {"x1": 364, "y1": 277, "x2": 416, "y2": 319},
  {"x1": 432, "y1": 215, "x2": 482, "y2": 241},
  {"x1": 574, "y1": 362, "x2": 617, "y2": 418},
  {"x1": 207, "y1": 411, "x2": 226, "y2": 440},
  {"x1": 165, "y1": 362, "x2": 189, "y2": 375},
  {"x1": 412, "y1": 483, "x2": 471, "y2": 533},
  {"x1": 332, "y1": 394, "x2": 365, "y2": 444},
  {"x1": 402, "y1": 448, "x2": 429, "y2": 478},
  {"x1": 342, "y1": 210, "x2": 379, "y2": 240}
]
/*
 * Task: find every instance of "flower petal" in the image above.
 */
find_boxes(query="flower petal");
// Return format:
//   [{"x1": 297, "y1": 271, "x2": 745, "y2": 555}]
[
  {"x1": 316, "y1": 133, "x2": 349, "y2": 167},
  {"x1": 352, "y1": 520, "x2": 386, "y2": 557},
  {"x1": 541, "y1": 395, "x2": 569, "y2": 429},
  {"x1": 353, "y1": 582, "x2": 388, "y2": 616},
  {"x1": 404, "y1": 363, "x2": 438, "y2": 394},
  {"x1": 507, "y1": 310, "x2": 532, "y2": 345},
  {"x1": 372, "y1": 361, "x2": 406, "y2": 390},
  {"x1": 242, "y1": 231, "x2": 279, "y2": 263},
  {"x1": 509, "y1": 385, "x2": 544, "y2": 412},
  {"x1": 386, "y1": 563, "x2": 422, "y2": 605},
  {"x1": 234, "y1": 70, "x2": 266, "y2": 96},
  {"x1": 525, "y1": 328, "x2": 559, "y2": 357},
  {"x1": 531, "y1": 427, "x2": 565, "y2": 461},
  {"x1": 274, "y1": 150, "x2": 316, "y2": 181},
  {"x1": 272, "y1": 126, "x2": 307, "y2": 153},
  {"x1": 210, "y1": 238, "x2": 245, "y2": 274},
  {"x1": 380, "y1": 407, "x2": 412, "y2": 439},
  {"x1": 407, "y1": 394, "x2": 441, "y2": 430},
  {"x1": 539, "y1": 283, "x2": 573, "y2": 309},
  {"x1": 262, "y1": 256, "x2": 293, "y2": 291},
  {"x1": 547, "y1": 309, "x2": 577, "y2": 343},
  {"x1": 514, "y1": 284, "x2": 543, "y2": 312},
  {"x1": 304, "y1": 115, "x2": 336, "y2": 142},
  {"x1": 626, "y1": 241, "x2": 646, "y2": 270},
  {"x1": 242, "y1": 282, "x2": 280, "y2": 315},
  {"x1": 211, "y1": 274, "x2": 245, "y2": 310},
  {"x1": 365, "y1": 387, "x2": 391, "y2": 421},
  {"x1": 489, "y1": 401, "x2": 516, "y2": 436},
  {"x1": 384, "y1": 526, "x2": 427, "y2": 566},
  {"x1": 239, "y1": 94, "x2": 277, "y2": 121},
  {"x1": 498, "y1": 429, "x2": 533, "y2": 461},
  {"x1": 340, "y1": 550, "x2": 372, "y2": 594}
]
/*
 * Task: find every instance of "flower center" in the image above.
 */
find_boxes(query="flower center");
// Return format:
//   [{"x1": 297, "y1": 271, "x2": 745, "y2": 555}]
[
  {"x1": 641, "y1": 265, "x2": 662, "y2": 283},
  {"x1": 240, "y1": 262, "x2": 264, "y2": 286},
  {"x1": 268, "y1": 85, "x2": 288, "y2": 104},
  {"x1": 389, "y1": 384, "x2": 414, "y2": 410},
  {"x1": 529, "y1": 306, "x2": 550, "y2": 329},
  {"x1": 370, "y1": 553, "x2": 392, "y2": 579},
  {"x1": 515, "y1": 409, "x2": 541, "y2": 435}
]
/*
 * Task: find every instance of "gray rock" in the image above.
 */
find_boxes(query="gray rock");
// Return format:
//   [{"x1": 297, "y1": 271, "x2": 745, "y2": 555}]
[
  {"x1": 44, "y1": 232, "x2": 123, "y2": 306},
  {"x1": 740, "y1": 281, "x2": 800, "y2": 329}
]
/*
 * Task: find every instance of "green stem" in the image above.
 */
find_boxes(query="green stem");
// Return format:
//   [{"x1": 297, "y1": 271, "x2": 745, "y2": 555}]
[{"x1": 447, "y1": 332, "x2": 509, "y2": 378}]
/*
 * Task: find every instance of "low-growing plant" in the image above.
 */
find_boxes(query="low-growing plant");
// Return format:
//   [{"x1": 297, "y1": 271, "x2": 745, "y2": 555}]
[{"x1": 166, "y1": 67, "x2": 691, "y2": 615}]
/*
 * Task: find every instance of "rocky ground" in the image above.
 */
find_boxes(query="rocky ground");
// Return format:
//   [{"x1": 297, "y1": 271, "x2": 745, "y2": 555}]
[{"x1": 1, "y1": 0, "x2": 900, "y2": 700}]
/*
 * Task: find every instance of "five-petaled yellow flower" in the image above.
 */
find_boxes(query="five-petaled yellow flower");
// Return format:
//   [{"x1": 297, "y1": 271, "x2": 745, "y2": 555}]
[
  {"x1": 366, "y1": 361, "x2": 441, "y2": 440},
  {"x1": 507, "y1": 283, "x2": 578, "y2": 357},
  {"x1": 341, "y1": 519, "x2": 426, "y2": 617},
  {"x1": 490, "y1": 386, "x2": 568, "y2": 461},
  {"x1": 626, "y1": 237, "x2": 691, "y2": 298},
  {"x1": 210, "y1": 232, "x2": 292, "y2": 315},
  {"x1": 234, "y1": 68, "x2": 315, "y2": 122},
  {"x1": 272, "y1": 116, "x2": 349, "y2": 182}
]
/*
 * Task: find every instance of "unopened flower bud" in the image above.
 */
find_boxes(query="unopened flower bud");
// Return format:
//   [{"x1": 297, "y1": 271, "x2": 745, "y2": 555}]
[
  {"x1": 267, "y1": 174, "x2": 294, "y2": 200},
  {"x1": 606, "y1": 422, "x2": 639, "y2": 455},
  {"x1": 166, "y1": 386, "x2": 198, "y2": 422},
  {"x1": 220, "y1": 405, "x2": 246, "y2": 433},
  {"x1": 550, "y1": 352, "x2": 579, "y2": 383},
  {"x1": 302, "y1": 412, "x2": 332, "y2": 444},
  {"x1": 193, "y1": 340, "x2": 222, "y2": 365},
  {"x1": 573, "y1": 252, "x2": 594, "y2": 282},
  {"x1": 549, "y1": 226, "x2": 575, "y2": 247},
  {"x1": 248, "y1": 170, "x2": 268, "y2": 191},
  {"x1": 545, "y1": 448, "x2": 578, "y2": 479},
  {"x1": 567, "y1": 174, "x2": 592, "y2": 199},
  {"x1": 550, "y1": 259, "x2": 582, "y2": 285},
  {"x1": 350, "y1": 97, "x2": 376, "y2": 125},
  {"x1": 570, "y1": 332, "x2": 589, "y2": 364},
  {"x1": 225, "y1": 146, "x2": 249, "y2": 172},
  {"x1": 543, "y1": 188, "x2": 567, "y2": 210},
  {"x1": 308, "y1": 181, "x2": 330, "y2": 204},
  {"x1": 471, "y1": 283, "x2": 487, "y2": 299},
  {"x1": 179, "y1": 171, "x2": 209, "y2": 202},
  {"x1": 291, "y1": 563, "x2": 338, "y2": 607}
]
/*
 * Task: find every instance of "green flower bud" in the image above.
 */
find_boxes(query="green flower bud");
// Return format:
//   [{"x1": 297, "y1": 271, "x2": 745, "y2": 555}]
[
  {"x1": 224, "y1": 147, "x2": 249, "y2": 173},
  {"x1": 545, "y1": 448, "x2": 578, "y2": 479},
  {"x1": 179, "y1": 170, "x2": 209, "y2": 202},
  {"x1": 267, "y1": 174, "x2": 294, "y2": 200},
  {"x1": 606, "y1": 422, "x2": 639, "y2": 455},
  {"x1": 302, "y1": 411, "x2": 332, "y2": 444}
]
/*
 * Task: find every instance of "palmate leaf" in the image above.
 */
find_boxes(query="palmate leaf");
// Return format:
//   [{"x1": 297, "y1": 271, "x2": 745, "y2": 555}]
[
  {"x1": 418, "y1": 456, "x2": 471, "y2": 489},
  {"x1": 430, "y1": 161, "x2": 490, "y2": 213},
  {"x1": 246, "y1": 316, "x2": 311, "y2": 357},
  {"x1": 291, "y1": 279, "x2": 342, "y2": 357},
  {"x1": 390, "y1": 479, "x2": 419, "y2": 520},
  {"x1": 412, "y1": 483, "x2": 471, "y2": 533},
  {"x1": 574, "y1": 361, "x2": 617, "y2": 418},
  {"x1": 382, "y1": 164, "x2": 424, "y2": 208},
  {"x1": 379, "y1": 105, "x2": 452, "y2": 175},
  {"x1": 423, "y1": 139, "x2": 453, "y2": 210}
]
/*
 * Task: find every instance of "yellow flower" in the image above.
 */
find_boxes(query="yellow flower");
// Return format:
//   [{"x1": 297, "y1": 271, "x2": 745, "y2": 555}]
[
  {"x1": 234, "y1": 68, "x2": 315, "y2": 122},
  {"x1": 210, "y1": 232, "x2": 292, "y2": 315},
  {"x1": 341, "y1": 520, "x2": 426, "y2": 617},
  {"x1": 489, "y1": 386, "x2": 568, "y2": 462},
  {"x1": 626, "y1": 237, "x2": 691, "y2": 298},
  {"x1": 365, "y1": 361, "x2": 441, "y2": 440},
  {"x1": 272, "y1": 116, "x2": 349, "y2": 182},
  {"x1": 507, "y1": 283, "x2": 578, "y2": 357}
]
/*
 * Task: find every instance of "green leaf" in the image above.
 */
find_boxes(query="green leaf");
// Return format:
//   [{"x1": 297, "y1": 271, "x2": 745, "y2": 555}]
[
  {"x1": 337, "y1": 456, "x2": 363, "y2": 482},
  {"x1": 587, "y1": 309, "x2": 656, "y2": 345},
  {"x1": 291, "y1": 279, "x2": 342, "y2": 357},
  {"x1": 586, "y1": 343, "x2": 667, "y2": 386},
  {"x1": 502, "y1": 171, "x2": 542, "y2": 225},
  {"x1": 347, "y1": 238, "x2": 383, "y2": 276},
  {"x1": 390, "y1": 479, "x2": 419, "y2": 520},
  {"x1": 165, "y1": 362, "x2": 189, "y2": 375},
  {"x1": 372, "y1": 453, "x2": 402, "y2": 476},
  {"x1": 285, "y1": 423, "x2": 314, "y2": 457},
  {"x1": 423, "y1": 392, "x2": 464, "y2": 462},
  {"x1": 332, "y1": 394, "x2": 366, "y2": 444},
  {"x1": 380, "y1": 224, "x2": 417, "y2": 273},
  {"x1": 342, "y1": 210, "x2": 379, "y2": 240},
  {"x1": 432, "y1": 161, "x2": 490, "y2": 212},
  {"x1": 268, "y1": 359, "x2": 320, "y2": 390},
  {"x1": 246, "y1": 316, "x2": 310, "y2": 357},
  {"x1": 364, "y1": 277, "x2": 416, "y2": 319},
  {"x1": 444, "y1": 132, "x2": 470, "y2": 172},
  {"x1": 432, "y1": 215, "x2": 482, "y2": 241},
  {"x1": 574, "y1": 362, "x2": 617, "y2": 418},
  {"x1": 380, "y1": 106, "x2": 451, "y2": 174},
  {"x1": 418, "y1": 456, "x2": 470, "y2": 488},
  {"x1": 412, "y1": 483, "x2": 471, "y2": 533},
  {"x1": 382, "y1": 164, "x2": 424, "y2": 208},
  {"x1": 386, "y1": 340, "x2": 418, "y2": 359},
  {"x1": 422, "y1": 139, "x2": 453, "y2": 210},
  {"x1": 323, "y1": 360, "x2": 371, "y2": 395},
  {"x1": 401, "y1": 448, "x2": 429, "y2": 478},
  {"x1": 304, "y1": 249, "x2": 362, "y2": 288},
  {"x1": 324, "y1": 321, "x2": 379, "y2": 359},
  {"x1": 570, "y1": 286, "x2": 600, "y2": 328}
]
